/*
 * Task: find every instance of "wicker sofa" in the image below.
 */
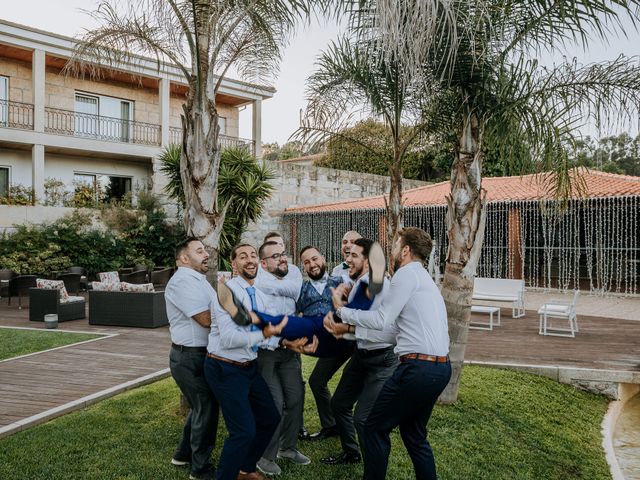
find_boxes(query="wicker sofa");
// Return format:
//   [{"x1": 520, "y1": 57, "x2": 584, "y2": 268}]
[
  {"x1": 88, "y1": 290, "x2": 168, "y2": 328},
  {"x1": 29, "y1": 288, "x2": 86, "y2": 322}
]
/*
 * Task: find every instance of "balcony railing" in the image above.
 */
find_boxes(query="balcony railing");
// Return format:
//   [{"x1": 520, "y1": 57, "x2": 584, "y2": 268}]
[
  {"x1": 0, "y1": 99, "x2": 34, "y2": 130},
  {"x1": 169, "y1": 126, "x2": 255, "y2": 155},
  {"x1": 45, "y1": 107, "x2": 161, "y2": 146}
]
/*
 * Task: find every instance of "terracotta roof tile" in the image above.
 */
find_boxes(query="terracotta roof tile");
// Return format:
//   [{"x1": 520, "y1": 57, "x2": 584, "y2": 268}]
[{"x1": 286, "y1": 168, "x2": 640, "y2": 213}]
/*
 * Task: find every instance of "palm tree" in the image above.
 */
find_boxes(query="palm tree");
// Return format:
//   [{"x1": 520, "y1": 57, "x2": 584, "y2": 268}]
[
  {"x1": 159, "y1": 144, "x2": 275, "y2": 268},
  {"x1": 341, "y1": 0, "x2": 640, "y2": 402},
  {"x1": 295, "y1": 35, "x2": 447, "y2": 248},
  {"x1": 67, "y1": 0, "x2": 319, "y2": 280}
]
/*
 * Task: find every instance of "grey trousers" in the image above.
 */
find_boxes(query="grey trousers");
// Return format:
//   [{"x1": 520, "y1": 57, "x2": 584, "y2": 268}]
[
  {"x1": 309, "y1": 349, "x2": 352, "y2": 429},
  {"x1": 330, "y1": 347, "x2": 398, "y2": 456},
  {"x1": 257, "y1": 348, "x2": 305, "y2": 461},
  {"x1": 169, "y1": 347, "x2": 219, "y2": 478}
]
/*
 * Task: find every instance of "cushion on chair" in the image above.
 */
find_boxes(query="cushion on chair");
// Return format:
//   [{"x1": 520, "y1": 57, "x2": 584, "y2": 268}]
[
  {"x1": 62, "y1": 295, "x2": 85, "y2": 304},
  {"x1": 91, "y1": 281, "x2": 121, "y2": 291},
  {"x1": 120, "y1": 282, "x2": 155, "y2": 293},
  {"x1": 98, "y1": 271, "x2": 120, "y2": 284},
  {"x1": 36, "y1": 278, "x2": 69, "y2": 301},
  {"x1": 538, "y1": 304, "x2": 571, "y2": 314}
]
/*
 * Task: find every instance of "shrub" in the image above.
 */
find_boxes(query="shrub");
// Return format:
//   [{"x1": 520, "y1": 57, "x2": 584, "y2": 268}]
[{"x1": 0, "y1": 184, "x2": 34, "y2": 205}]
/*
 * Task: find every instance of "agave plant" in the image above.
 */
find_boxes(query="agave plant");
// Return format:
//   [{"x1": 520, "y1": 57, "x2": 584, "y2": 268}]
[{"x1": 160, "y1": 145, "x2": 275, "y2": 269}]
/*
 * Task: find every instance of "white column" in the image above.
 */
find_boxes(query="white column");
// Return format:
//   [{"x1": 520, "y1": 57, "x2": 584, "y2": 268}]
[
  {"x1": 159, "y1": 77, "x2": 171, "y2": 146},
  {"x1": 32, "y1": 49, "x2": 46, "y2": 132},
  {"x1": 32, "y1": 144, "x2": 44, "y2": 204},
  {"x1": 252, "y1": 98, "x2": 262, "y2": 159}
]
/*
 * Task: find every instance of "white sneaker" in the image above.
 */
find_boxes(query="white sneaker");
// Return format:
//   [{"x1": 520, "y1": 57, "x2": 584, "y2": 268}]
[
  {"x1": 277, "y1": 448, "x2": 311, "y2": 465},
  {"x1": 257, "y1": 457, "x2": 282, "y2": 476},
  {"x1": 171, "y1": 457, "x2": 189, "y2": 466}
]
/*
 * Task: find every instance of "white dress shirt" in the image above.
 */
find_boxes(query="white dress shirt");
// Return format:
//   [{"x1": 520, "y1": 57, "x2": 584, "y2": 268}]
[
  {"x1": 346, "y1": 273, "x2": 394, "y2": 351},
  {"x1": 309, "y1": 272, "x2": 329, "y2": 295},
  {"x1": 340, "y1": 262, "x2": 450, "y2": 357},
  {"x1": 165, "y1": 267, "x2": 213, "y2": 347},
  {"x1": 331, "y1": 262, "x2": 351, "y2": 284},
  {"x1": 255, "y1": 263, "x2": 303, "y2": 312},
  {"x1": 206, "y1": 276, "x2": 269, "y2": 362}
]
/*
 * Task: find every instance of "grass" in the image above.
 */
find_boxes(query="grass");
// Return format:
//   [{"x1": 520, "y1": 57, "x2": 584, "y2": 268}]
[
  {"x1": 0, "y1": 327, "x2": 102, "y2": 361},
  {"x1": 0, "y1": 361, "x2": 611, "y2": 480}
]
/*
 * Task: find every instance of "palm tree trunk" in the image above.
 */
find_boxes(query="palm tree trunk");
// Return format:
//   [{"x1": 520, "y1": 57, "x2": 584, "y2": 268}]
[
  {"x1": 440, "y1": 110, "x2": 486, "y2": 404},
  {"x1": 386, "y1": 157, "x2": 404, "y2": 249}
]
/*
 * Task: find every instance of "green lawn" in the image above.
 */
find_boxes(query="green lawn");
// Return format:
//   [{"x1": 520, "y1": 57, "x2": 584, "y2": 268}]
[
  {"x1": 0, "y1": 361, "x2": 610, "y2": 480},
  {"x1": 0, "y1": 327, "x2": 101, "y2": 361}
]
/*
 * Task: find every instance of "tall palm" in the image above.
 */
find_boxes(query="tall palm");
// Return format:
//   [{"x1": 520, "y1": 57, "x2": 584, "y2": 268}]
[
  {"x1": 345, "y1": 0, "x2": 640, "y2": 402},
  {"x1": 159, "y1": 145, "x2": 275, "y2": 268},
  {"x1": 67, "y1": 0, "x2": 318, "y2": 280}
]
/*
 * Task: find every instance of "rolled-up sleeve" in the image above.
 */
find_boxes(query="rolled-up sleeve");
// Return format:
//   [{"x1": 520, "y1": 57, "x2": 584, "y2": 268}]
[{"x1": 213, "y1": 300, "x2": 264, "y2": 349}]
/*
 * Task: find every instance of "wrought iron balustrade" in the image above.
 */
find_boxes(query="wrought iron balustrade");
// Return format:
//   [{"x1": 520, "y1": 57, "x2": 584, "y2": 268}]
[
  {"x1": 45, "y1": 107, "x2": 161, "y2": 146},
  {"x1": 169, "y1": 126, "x2": 255, "y2": 155},
  {"x1": 0, "y1": 99, "x2": 34, "y2": 130}
]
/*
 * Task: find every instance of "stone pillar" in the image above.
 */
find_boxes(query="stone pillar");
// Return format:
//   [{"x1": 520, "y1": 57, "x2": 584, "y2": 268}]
[
  {"x1": 32, "y1": 49, "x2": 46, "y2": 132},
  {"x1": 252, "y1": 98, "x2": 262, "y2": 159},
  {"x1": 159, "y1": 77, "x2": 171, "y2": 146},
  {"x1": 508, "y1": 208, "x2": 523, "y2": 279},
  {"x1": 32, "y1": 144, "x2": 45, "y2": 204}
]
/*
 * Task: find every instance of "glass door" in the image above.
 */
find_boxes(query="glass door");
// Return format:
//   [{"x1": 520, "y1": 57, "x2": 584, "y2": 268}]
[
  {"x1": 0, "y1": 76, "x2": 8, "y2": 126},
  {"x1": 75, "y1": 93, "x2": 99, "y2": 137}
]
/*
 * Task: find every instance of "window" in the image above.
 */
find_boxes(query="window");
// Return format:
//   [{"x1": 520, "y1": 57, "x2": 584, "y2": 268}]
[
  {"x1": 0, "y1": 76, "x2": 8, "y2": 126},
  {"x1": 105, "y1": 176, "x2": 132, "y2": 201},
  {"x1": 0, "y1": 167, "x2": 9, "y2": 197},
  {"x1": 218, "y1": 116, "x2": 227, "y2": 135},
  {"x1": 75, "y1": 94, "x2": 99, "y2": 137},
  {"x1": 74, "y1": 92, "x2": 134, "y2": 141}
]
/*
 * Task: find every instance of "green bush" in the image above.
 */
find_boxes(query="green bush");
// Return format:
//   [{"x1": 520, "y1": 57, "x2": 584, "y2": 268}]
[{"x1": 0, "y1": 184, "x2": 35, "y2": 205}]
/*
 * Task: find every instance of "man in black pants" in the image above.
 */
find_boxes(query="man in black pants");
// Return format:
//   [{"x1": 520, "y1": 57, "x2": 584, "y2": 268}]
[
  {"x1": 165, "y1": 237, "x2": 219, "y2": 480},
  {"x1": 334, "y1": 228, "x2": 451, "y2": 480}
]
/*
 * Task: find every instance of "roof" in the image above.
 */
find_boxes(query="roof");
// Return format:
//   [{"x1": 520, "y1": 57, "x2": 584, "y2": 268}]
[{"x1": 286, "y1": 168, "x2": 640, "y2": 213}]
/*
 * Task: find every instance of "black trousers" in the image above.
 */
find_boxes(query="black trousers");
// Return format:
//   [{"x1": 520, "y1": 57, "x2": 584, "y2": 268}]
[
  {"x1": 169, "y1": 347, "x2": 219, "y2": 478},
  {"x1": 308, "y1": 348, "x2": 353, "y2": 429},
  {"x1": 362, "y1": 358, "x2": 451, "y2": 480}
]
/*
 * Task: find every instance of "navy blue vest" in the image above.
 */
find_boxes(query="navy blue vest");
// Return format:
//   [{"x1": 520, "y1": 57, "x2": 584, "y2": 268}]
[{"x1": 296, "y1": 276, "x2": 343, "y2": 316}]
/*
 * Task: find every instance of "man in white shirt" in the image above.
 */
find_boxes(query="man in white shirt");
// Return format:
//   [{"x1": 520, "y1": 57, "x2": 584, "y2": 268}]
[
  {"x1": 203, "y1": 243, "x2": 287, "y2": 480},
  {"x1": 331, "y1": 230, "x2": 362, "y2": 283},
  {"x1": 334, "y1": 228, "x2": 451, "y2": 480},
  {"x1": 165, "y1": 238, "x2": 218, "y2": 480},
  {"x1": 321, "y1": 238, "x2": 398, "y2": 467},
  {"x1": 253, "y1": 239, "x2": 310, "y2": 476}
]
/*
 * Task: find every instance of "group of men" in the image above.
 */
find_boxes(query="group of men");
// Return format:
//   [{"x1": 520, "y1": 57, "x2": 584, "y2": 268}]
[{"x1": 165, "y1": 228, "x2": 451, "y2": 480}]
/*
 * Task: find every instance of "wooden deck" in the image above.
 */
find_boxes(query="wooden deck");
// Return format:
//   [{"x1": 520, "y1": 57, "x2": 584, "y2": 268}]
[{"x1": 0, "y1": 296, "x2": 638, "y2": 436}]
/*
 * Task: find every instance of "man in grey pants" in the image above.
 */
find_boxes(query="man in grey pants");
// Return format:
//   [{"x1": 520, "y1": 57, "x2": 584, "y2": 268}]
[{"x1": 165, "y1": 237, "x2": 219, "y2": 480}]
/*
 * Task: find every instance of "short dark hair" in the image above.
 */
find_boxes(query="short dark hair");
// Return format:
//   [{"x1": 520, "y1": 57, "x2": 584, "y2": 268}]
[
  {"x1": 352, "y1": 238, "x2": 374, "y2": 258},
  {"x1": 263, "y1": 231, "x2": 282, "y2": 242},
  {"x1": 175, "y1": 237, "x2": 201, "y2": 260},
  {"x1": 259, "y1": 241, "x2": 280, "y2": 259},
  {"x1": 397, "y1": 227, "x2": 433, "y2": 261},
  {"x1": 300, "y1": 245, "x2": 320, "y2": 257},
  {"x1": 231, "y1": 243, "x2": 256, "y2": 260}
]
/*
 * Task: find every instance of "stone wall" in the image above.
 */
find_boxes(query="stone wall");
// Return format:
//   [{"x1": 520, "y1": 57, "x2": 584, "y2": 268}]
[{"x1": 241, "y1": 161, "x2": 428, "y2": 248}]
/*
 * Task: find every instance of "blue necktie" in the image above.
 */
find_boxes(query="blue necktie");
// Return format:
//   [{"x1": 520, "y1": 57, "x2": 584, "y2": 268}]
[{"x1": 246, "y1": 286, "x2": 260, "y2": 352}]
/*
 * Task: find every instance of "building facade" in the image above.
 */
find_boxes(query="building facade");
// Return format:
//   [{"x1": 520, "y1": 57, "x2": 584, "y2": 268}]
[{"x1": 0, "y1": 19, "x2": 273, "y2": 209}]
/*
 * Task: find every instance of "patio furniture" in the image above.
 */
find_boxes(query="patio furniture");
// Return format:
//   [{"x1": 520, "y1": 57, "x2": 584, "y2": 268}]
[
  {"x1": 88, "y1": 290, "x2": 168, "y2": 328},
  {"x1": 150, "y1": 267, "x2": 173, "y2": 290},
  {"x1": 472, "y1": 277, "x2": 525, "y2": 318},
  {"x1": 0, "y1": 268, "x2": 17, "y2": 298},
  {"x1": 29, "y1": 288, "x2": 86, "y2": 322},
  {"x1": 470, "y1": 305, "x2": 501, "y2": 331},
  {"x1": 57, "y1": 273, "x2": 82, "y2": 296},
  {"x1": 118, "y1": 267, "x2": 134, "y2": 276},
  {"x1": 67, "y1": 266, "x2": 88, "y2": 291},
  {"x1": 538, "y1": 290, "x2": 580, "y2": 337},
  {"x1": 121, "y1": 269, "x2": 148, "y2": 284},
  {"x1": 7, "y1": 275, "x2": 37, "y2": 309}
]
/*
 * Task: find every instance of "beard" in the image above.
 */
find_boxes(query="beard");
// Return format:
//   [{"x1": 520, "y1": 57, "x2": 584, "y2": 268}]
[
  {"x1": 241, "y1": 263, "x2": 258, "y2": 280},
  {"x1": 307, "y1": 264, "x2": 326, "y2": 281},
  {"x1": 272, "y1": 262, "x2": 289, "y2": 278},
  {"x1": 349, "y1": 265, "x2": 363, "y2": 281}
]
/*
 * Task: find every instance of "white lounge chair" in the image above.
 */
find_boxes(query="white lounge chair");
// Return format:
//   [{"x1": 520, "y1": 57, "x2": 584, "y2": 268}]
[{"x1": 538, "y1": 290, "x2": 579, "y2": 337}]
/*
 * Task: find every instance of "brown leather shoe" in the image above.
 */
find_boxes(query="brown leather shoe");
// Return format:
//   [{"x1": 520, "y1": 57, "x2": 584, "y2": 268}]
[{"x1": 237, "y1": 471, "x2": 265, "y2": 480}]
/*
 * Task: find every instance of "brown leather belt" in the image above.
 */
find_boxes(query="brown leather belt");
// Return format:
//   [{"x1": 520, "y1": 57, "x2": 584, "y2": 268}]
[
  {"x1": 400, "y1": 353, "x2": 449, "y2": 363},
  {"x1": 207, "y1": 353, "x2": 253, "y2": 368}
]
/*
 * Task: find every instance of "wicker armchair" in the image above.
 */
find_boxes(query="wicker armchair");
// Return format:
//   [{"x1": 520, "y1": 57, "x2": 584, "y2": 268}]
[
  {"x1": 67, "y1": 266, "x2": 88, "y2": 291},
  {"x1": 8, "y1": 275, "x2": 37, "y2": 309},
  {"x1": 88, "y1": 290, "x2": 168, "y2": 328},
  {"x1": 121, "y1": 269, "x2": 148, "y2": 284},
  {"x1": 0, "y1": 269, "x2": 17, "y2": 298},
  {"x1": 150, "y1": 268, "x2": 173, "y2": 290},
  {"x1": 57, "y1": 273, "x2": 82, "y2": 296},
  {"x1": 28, "y1": 288, "x2": 86, "y2": 322}
]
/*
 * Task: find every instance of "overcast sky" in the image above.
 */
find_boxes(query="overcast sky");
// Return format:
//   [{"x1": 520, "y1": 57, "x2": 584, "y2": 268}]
[{"x1": 2, "y1": 1, "x2": 639, "y2": 144}]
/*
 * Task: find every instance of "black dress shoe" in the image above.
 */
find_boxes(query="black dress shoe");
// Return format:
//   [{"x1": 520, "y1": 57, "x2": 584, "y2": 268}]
[
  {"x1": 298, "y1": 426, "x2": 311, "y2": 441},
  {"x1": 368, "y1": 241, "x2": 386, "y2": 295},
  {"x1": 321, "y1": 451, "x2": 361, "y2": 465},
  {"x1": 308, "y1": 426, "x2": 339, "y2": 441},
  {"x1": 217, "y1": 281, "x2": 252, "y2": 326}
]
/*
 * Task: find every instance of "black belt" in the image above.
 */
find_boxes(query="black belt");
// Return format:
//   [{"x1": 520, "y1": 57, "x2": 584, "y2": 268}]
[
  {"x1": 172, "y1": 343, "x2": 207, "y2": 353},
  {"x1": 356, "y1": 345, "x2": 394, "y2": 358}
]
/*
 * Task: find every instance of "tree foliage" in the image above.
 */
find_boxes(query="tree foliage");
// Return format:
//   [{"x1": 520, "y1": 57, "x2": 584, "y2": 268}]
[{"x1": 574, "y1": 133, "x2": 640, "y2": 176}]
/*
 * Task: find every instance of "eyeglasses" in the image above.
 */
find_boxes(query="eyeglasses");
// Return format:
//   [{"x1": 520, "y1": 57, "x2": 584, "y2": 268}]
[{"x1": 262, "y1": 252, "x2": 288, "y2": 261}]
